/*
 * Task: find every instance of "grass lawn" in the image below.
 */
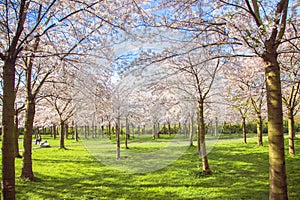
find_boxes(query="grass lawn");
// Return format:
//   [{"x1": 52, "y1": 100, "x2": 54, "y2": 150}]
[{"x1": 0, "y1": 134, "x2": 299, "y2": 199}]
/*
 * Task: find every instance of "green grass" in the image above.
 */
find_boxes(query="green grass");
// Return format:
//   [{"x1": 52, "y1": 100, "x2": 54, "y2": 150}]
[{"x1": 0, "y1": 134, "x2": 299, "y2": 199}]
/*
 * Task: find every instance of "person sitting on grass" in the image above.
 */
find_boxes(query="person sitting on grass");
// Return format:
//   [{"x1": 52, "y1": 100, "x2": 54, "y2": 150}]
[
  {"x1": 35, "y1": 134, "x2": 42, "y2": 144},
  {"x1": 40, "y1": 140, "x2": 50, "y2": 148}
]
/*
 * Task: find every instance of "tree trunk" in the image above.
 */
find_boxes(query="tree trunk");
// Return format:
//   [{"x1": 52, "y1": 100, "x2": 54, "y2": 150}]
[
  {"x1": 215, "y1": 117, "x2": 218, "y2": 136},
  {"x1": 198, "y1": 101, "x2": 211, "y2": 174},
  {"x1": 49, "y1": 126, "x2": 53, "y2": 137},
  {"x1": 184, "y1": 123, "x2": 188, "y2": 138},
  {"x1": 21, "y1": 97, "x2": 35, "y2": 180},
  {"x1": 142, "y1": 125, "x2": 145, "y2": 135},
  {"x1": 178, "y1": 122, "x2": 181, "y2": 134},
  {"x1": 288, "y1": 110, "x2": 295, "y2": 155},
  {"x1": 14, "y1": 110, "x2": 22, "y2": 158},
  {"x1": 94, "y1": 126, "x2": 98, "y2": 138},
  {"x1": 101, "y1": 125, "x2": 104, "y2": 138},
  {"x1": 264, "y1": 53, "x2": 287, "y2": 199},
  {"x1": 71, "y1": 124, "x2": 74, "y2": 139},
  {"x1": 2, "y1": 59, "x2": 16, "y2": 199},
  {"x1": 53, "y1": 124, "x2": 57, "y2": 139},
  {"x1": 152, "y1": 123, "x2": 156, "y2": 139},
  {"x1": 137, "y1": 125, "x2": 141, "y2": 135},
  {"x1": 196, "y1": 112, "x2": 201, "y2": 155},
  {"x1": 257, "y1": 114, "x2": 263, "y2": 146},
  {"x1": 189, "y1": 115, "x2": 194, "y2": 146},
  {"x1": 75, "y1": 125, "x2": 79, "y2": 142},
  {"x1": 84, "y1": 125, "x2": 87, "y2": 139},
  {"x1": 242, "y1": 116, "x2": 247, "y2": 144},
  {"x1": 157, "y1": 122, "x2": 160, "y2": 138},
  {"x1": 60, "y1": 120, "x2": 65, "y2": 149},
  {"x1": 168, "y1": 122, "x2": 171, "y2": 137},
  {"x1": 116, "y1": 117, "x2": 121, "y2": 159},
  {"x1": 108, "y1": 122, "x2": 111, "y2": 140},
  {"x1": 125, "y1": 117, "x2": 129, "y2": 149},
  {"x1": 65, "y1": 124, "x2": 68, "y2": 140}
]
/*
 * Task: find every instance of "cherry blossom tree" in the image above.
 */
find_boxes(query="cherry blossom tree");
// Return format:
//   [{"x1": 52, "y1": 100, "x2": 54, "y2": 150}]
[
  {"x1": 135, "y1": 0, "x2": 299, "y2": 197},
  {"x1": 280, "y1": 49, "x2": 300, "y2": 155},
  {"x1": 223, "y1": 57, "x2": 266, "y2": 145},
  {"x1": 163, "y1": 48, "x2": 222, "y2": 174}
]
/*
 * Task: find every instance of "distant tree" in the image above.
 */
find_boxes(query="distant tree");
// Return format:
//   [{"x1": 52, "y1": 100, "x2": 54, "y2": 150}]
[
  {"x1": 167, "y1": 50, "x2": 221, "y2": 174},
  {"x1": 281, "y1": 49, "x2": 300, "y2": 155},
  {"x1": 223, "y1": 57, "x2": 266, "y2": 145}
]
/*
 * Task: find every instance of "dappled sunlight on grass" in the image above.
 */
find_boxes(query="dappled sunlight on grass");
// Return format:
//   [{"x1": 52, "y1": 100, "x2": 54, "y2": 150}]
[{"x1": 0, "y1": 134, "x2": 299, "y2": 199}]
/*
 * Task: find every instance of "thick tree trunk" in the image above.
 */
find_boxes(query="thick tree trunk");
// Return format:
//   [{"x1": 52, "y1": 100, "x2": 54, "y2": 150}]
[
  {"x1": 60, "y1": 120, "x2": 65, "y2": 149},
  {"x1": 257, "y1": 114, "x2": 263, "y2": 146},
  {"x1": 189, "y1": 115, "x2": 194, "y2": 146},
  {"x1": 116, "y1": 117, "x2": 121, "y2": 159},
  {"x1": 288, "y1": 110, "x2": 295, "y2": 155},
  {"x1": 168, "y1": 122, "x2": 171, "y2": 137},
  {"x1": 264, "y1": 53, "x2": 287, "y2": 199},
  {"x1": 242, "y1": 116, "x2": 247, "y2": 144},
  {"x1": 21, "y1": 98, "x2": 35, "y2": 180},
  {"x1": 2, "y1": 59, "x2": 16, "y2": 200},
  {"x1": 198, "y1": 101, "x2": 211, "y2": 174}
]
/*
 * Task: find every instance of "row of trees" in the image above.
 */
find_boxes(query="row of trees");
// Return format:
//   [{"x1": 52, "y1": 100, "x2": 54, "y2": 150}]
[{"x1": 1, "y1": 0, "x2": 299, "y2": 199}]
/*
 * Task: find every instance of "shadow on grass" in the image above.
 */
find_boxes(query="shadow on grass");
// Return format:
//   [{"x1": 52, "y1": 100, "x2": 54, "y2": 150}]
[{"x1": 13, "y1": 137, "x2": 300, "y2": 199}]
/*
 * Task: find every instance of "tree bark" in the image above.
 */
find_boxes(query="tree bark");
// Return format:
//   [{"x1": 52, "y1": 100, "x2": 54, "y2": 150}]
[
  {"x1": 84, "y1": 125, "x2": 87, "y2": 139},
  {"x1": 75, "y1": 125, "x2": 79, "y2": 142},
  {"x1": 65, "y1": 124, "x2": 69, "y2": 140},
  {"x1": 257, "y1": 114, "x2": 263, "y2": 146},
  {"x1": 152, "y1": 123, "x2": 156, "y2": 139},
  {"x1": 288, "y1": 110, "x2": 295, "y2": 155},
  {"x1": 215, "y1": 117, "x2": 218, "y2": 136},
  {"x1": 60, "y1": 120, "x2": 66, "y2": 149},
  {"x1": 264, "y1": 51, "x2": 287, "y2": 199},
  {"x1": 14, "y1": 110, "x2": 22, "y2": 158},
  {"x1": 53, "y1": 124, "x2": 57, "y2": 139},
  {"x1": 157, "y1": 122, "x2": 160, "y2": 138},
  {"x1": 242, "y1": 116, "x2": 247, "y2": 144},
  {"x1": 196, "y1": 112, "x2": 201, "y2": 155},
  {"x1": 108, "y1": 122, "x2": 111, "y2": 140},
  {"x1": 20, "y1": 97, "x2": 35, "y2": 180},
  {"x1": 198, "y1": 101, "x2": 211, "y2": 174},
  {"x1": 116, "y1": 117, "x2": 121, "y2": 159},
  {"x1": 2, "y1": 59, "x2": 17, "y2": 199},
  {"x1": 189, "y1": 115, "x2": 194, "y2": 146},
  {"x1": 101, "y1": 125, "x2": 104, "y2": 138},
  {"x1": 125, "y1": 117, "x2": 129, "y2": 149},
  {"x1": 142, "y1": 125, "x2": 145, "y2": 135},
  {"x1": 168, "y1": 122, "x2": 171, "y2": 137}
]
